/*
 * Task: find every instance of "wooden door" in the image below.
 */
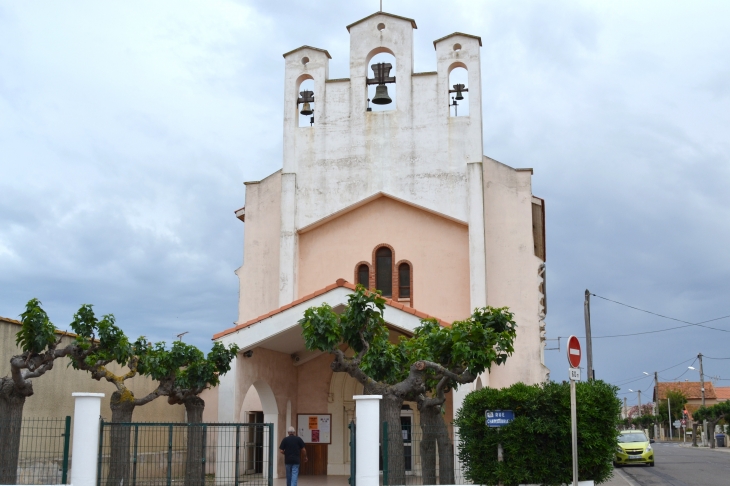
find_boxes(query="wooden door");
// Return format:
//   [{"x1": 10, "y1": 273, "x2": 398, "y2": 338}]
[{"x1": 299, "y1": 444, "x2": 328, "y2": 475}]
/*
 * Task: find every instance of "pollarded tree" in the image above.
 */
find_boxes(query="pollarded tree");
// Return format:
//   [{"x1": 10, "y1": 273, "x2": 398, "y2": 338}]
[
  {"x1": 66, "y1": 304, "x2": 164, "y2": 486},
  {"x1": 299, "y1": 286, "x2": 517, "y2": 485},
  {"x1": 693, "y1": 401, "x2": 730, "y2": 449},
  {"x1": 145, "y1": 340, "x2": 239, "y2": 486},
  {"x1": 0, "y1": 299, "x2": 74, "y2": 484},
  {"x1": 404, "y1": 315, "x2": 516, "y2": 484}
]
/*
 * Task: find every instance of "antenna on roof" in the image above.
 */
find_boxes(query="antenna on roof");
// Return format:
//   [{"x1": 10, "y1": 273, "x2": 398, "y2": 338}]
[{"x1": 380, "y1": 0, "x2": 382, "y2": 12}]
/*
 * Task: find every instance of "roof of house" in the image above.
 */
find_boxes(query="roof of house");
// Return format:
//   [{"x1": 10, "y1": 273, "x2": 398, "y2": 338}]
[
  {"x1": 655, "y1": 381, "x2": 717, "y2": 401},
  {"x1": 714, "y1": 386, "x2": 730, "y2": 401},
  {"x1": 1, "y1": 315, "x2": 79, "y2": 339},
  {"x1": 213, "y1": 278, "x2": 449, "y2": 340}
]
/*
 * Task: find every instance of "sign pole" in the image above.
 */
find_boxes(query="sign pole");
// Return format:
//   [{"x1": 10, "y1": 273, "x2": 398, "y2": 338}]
[
  {"x1": 571, "y1": 377, "x2": 578, "y2": 486},
  {"x1": 566, "y1": 335, "x2": 581, "y2": 486}
]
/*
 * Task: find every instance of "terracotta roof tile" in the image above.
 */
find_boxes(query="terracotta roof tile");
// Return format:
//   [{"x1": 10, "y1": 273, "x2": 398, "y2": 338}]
[
  {"x1": 212, "y1": 279, "x2": 449, "y2": 340},
  {"x1": 655, "y1": 382, "x2": 717, "y2": 401},
  {"x1": 714, "y1": 387, "x2": 730, "y2": 400}
]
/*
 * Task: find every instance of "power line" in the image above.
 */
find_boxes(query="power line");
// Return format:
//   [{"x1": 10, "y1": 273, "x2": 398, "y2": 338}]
[
  {"x1": 610, "y1": 357, "x2": 696, "y2": 387},
  {"x1": 589, "y1": 294, "x2": 730, "y2": 337},
  {"x1": 703, "y1": 355, "x2": 730, "y2": 360}
]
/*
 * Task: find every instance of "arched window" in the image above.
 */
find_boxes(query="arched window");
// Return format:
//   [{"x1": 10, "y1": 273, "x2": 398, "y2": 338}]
[
  {"x1": 375, "y1": 247, "x2": 393, "y2": 297},
  {"x1": 448, "y1": 66, "x2": 469, "y2": 117},
  {"x1": 398, "y1": 262, "x2": 411, "y2": 298},
  {"x1": 366, "y1": 52, "x2": 396, "y2": 112},
  {"x1": 298, "y1": 78, "x2": 315, "y2": 127},
  {"x1": 357, "y1": 264, "x2": 370, "y2": 288}
]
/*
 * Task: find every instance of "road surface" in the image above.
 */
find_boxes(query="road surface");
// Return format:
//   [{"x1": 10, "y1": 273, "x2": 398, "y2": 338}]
[{"x1": 616, "y1": 442, "x2": 730, "y2": 486}]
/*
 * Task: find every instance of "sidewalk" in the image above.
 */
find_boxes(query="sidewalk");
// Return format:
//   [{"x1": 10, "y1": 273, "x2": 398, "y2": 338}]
[
  {"x1": 677, "y1": 443, "x2": 730, "y2": 453},
  {"x1": 605, "y1": 469, "x2": 636, "y2": 486}
]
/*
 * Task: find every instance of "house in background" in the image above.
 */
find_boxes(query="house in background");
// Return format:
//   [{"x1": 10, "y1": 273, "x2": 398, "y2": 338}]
[{"x1": 210, "y1": 10, "x2": 549, "y2": 479}]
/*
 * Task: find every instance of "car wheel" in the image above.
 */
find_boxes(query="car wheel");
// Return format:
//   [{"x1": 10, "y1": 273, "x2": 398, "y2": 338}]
[
  {"x1": 614, "y1": 463, "x2": 622, "y2": 468},
  {"x1": 649, "y1": 462, "x2": 655, "y2": 467}
]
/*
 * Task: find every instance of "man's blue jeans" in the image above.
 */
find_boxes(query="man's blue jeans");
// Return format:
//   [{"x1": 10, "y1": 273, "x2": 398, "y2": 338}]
[{"x1": 285, "y1": 463, "x2": 300, "y2": 486}]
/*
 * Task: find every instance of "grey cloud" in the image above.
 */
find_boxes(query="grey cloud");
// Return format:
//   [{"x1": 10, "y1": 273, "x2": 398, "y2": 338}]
[{"x1": 0, "y1": 1, "x2": 728, "y2": 397}]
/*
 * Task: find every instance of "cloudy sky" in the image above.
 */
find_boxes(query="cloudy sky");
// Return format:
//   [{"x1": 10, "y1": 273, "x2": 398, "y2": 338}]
[{"x1": 1, "y1": 0, "x2": 729, "y2": 405}]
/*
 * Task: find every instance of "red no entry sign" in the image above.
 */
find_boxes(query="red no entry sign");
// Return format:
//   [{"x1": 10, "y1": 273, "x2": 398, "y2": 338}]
[{"x1": 567, "y1": 335, "x2": 581, "y2": 368}]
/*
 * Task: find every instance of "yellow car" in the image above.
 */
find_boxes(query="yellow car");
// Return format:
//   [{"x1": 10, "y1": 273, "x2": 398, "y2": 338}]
[{"x1": 615, "y1": 430, "x2": 654, "y2": 467}]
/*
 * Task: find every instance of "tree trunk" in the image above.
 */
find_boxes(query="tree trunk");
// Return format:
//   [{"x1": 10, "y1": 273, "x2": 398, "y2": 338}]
[
  {"x1": 184, "y1": 397, "x2": 206, "y2": 486},
  {"x1": 691, "y1": 422, "x2": 699, "y2": 447},
  {"x1": 106, "y1": 392, "x2": 135, "y2": 486},
  {"x1": 419, "y1": 403, "x2": 454, "y2": 485},
  {"x1": 0, "y1": 381, "x2": 26, "y2": 485},
  {"x1": 708, "y1": 420, "x2": 718, "y2": 449},
  {"x1": 418, "y1": 405, "x2": 438, "y2": 486}
]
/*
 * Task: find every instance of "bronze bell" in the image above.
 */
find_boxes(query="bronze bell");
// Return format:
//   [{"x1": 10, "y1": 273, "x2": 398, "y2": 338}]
[
  {"x1": 372, "y1": 85, "x2": 392, "y2": 105},
  {"x1": 453, "y1": 84, "x2": 465, "y2": 101},
  {"x1": 300, "y1": 102, "x2": 313, "y2": 116}
]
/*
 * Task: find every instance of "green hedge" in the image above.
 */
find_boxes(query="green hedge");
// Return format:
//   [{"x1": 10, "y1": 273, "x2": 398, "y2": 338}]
[{"x1": 455, "y1": 380, "x2": 620, "y2": 485}]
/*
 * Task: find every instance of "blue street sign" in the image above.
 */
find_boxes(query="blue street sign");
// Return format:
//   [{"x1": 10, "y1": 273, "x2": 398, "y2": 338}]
[{"x1": 485, "y1": 410, "x2": 514, "y2": 427}]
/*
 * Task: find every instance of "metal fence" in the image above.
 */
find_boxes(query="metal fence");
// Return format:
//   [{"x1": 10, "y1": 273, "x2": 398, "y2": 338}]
[
  {"x1": 97, "y1": 422, "x2": 273, "y2": 486},
  {"x1": 381, "y1": 422, "x2": 469, "y2": 486},
  {"x1": 0, "y1": 417, "x2": 71, "y2": 485}
]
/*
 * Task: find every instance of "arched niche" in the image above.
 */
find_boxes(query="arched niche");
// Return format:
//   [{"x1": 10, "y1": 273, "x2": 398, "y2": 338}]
[
  {"x1": 448, "y1": 62, "x2": 469, "y2": 117},
  {"x1": 365, "y1": 47, "x2": 397, "y2": 112},
  {"x1": 296, "y1": 74, "x2": 315, "y2": 127},
  {"x1": 238, "y1": 380, "x2": 279, "y2": 478}
]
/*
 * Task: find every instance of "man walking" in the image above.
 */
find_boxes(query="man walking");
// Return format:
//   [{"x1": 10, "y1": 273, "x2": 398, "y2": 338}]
[{"x1": 279, "y1": 426, "x2": 307, "y2": 486}]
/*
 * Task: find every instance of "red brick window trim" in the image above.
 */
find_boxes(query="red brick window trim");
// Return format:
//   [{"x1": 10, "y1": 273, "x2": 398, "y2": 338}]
[
  {"x1": 354, "y1": 261, "x2": 372, "y2": 289},
  {"x1": 395, "y1": 259, "x2": 414, "y2": 307}
]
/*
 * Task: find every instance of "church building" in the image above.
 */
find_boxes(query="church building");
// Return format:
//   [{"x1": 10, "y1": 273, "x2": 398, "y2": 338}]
[{"x1": 210, "y1": 10, "x2": 549, "y2": 478}]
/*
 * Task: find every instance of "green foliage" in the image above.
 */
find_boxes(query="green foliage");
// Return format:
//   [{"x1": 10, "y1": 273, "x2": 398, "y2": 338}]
[
  {"x1": 143, "y1": 340, "x2": 239, "y2": 393},
  {"x1": 299, "y1": 286, "x2": 518, "y2": 395},
  {"x1": 693, "y1": 401, "x2": 730, "y2": 423},
  {"x1": 455, "y1": 381, "x2": 621, "y2": 485},
  {"x1": 658, "y1": 390, "x2": 687, "y2": 428},
  {"x1": 68, "y1": 304, "x2": 135, "y2": 369},
  {"x1": 16, "y1": 298, "x2": 57, "y2": 354}
]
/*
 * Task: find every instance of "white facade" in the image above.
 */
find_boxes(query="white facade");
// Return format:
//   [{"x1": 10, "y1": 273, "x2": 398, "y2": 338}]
[{"x1": 217, "y1": 11, "x2": 549, "y2": 478}]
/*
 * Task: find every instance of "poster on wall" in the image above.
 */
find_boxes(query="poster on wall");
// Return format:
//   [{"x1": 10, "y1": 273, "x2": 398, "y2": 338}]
[{"x1": 297, "y1": 414, "x2": 332, "y2": 444}]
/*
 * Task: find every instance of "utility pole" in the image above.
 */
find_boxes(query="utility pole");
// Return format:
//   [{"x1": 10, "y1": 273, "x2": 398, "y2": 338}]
[
  {"x1": 584, "y1": 290, "x2": 594, "y2": 381},
  {"x1": 668, "y1": 396, "x2": 673, "y2": 440},
  {"x1": 654, "y1": 371, "x2": 660, "y2": 440},
  {"x1": 699, "y1": 353, "x2": 706, "y2": 406},
  {"x1": 623, "y1": 397, "x2": 628, "y2": 419},
  {"x1": 699, "y1": 352, "x2": 707, "y2": 446}
]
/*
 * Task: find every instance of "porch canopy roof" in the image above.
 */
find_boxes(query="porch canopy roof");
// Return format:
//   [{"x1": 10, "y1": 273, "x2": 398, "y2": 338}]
[{"x1": 213, "y1": 279, "x2": 449, "y2": 367}]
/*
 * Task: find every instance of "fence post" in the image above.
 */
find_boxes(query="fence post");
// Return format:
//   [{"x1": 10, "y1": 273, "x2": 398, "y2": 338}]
[
  {"x1": 267, "y1": 424, "x2": 274, "y2": 486},
  {"x1": 202, "y1": 425, "x2": 208, "y2": 486},
  {"x1": 71, "y1": 393, "x2": 105, "y2": 486},
  {"x1": 353, "y1": 395, "x2": 382, "y2": 486},
  {"x1": 167, "y1": 424, "x2": 173, "y2": 486},
  {"x1": 348, "y1": 421, "x2": 356, "y2": 486},
  {"x1": 61, "y1": 416, "x2": 71, "y2": 484},
  {"x1": 234, "y1": 425, "x2": 240, "y2": 486},
  {"x1": 382, "y1": 422, "x2": 388, "y2": 486},
  {"x1": 96, "y1": 421, "x2": 103, "y2": 486},
  {"x1": 132, "y1": 424, "x2": 139, "y2": 486}
]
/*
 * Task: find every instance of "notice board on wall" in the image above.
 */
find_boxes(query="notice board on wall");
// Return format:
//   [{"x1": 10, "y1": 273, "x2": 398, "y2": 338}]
[{"x1": 296, "y1": 414, "x2": 331, "y2": 444}]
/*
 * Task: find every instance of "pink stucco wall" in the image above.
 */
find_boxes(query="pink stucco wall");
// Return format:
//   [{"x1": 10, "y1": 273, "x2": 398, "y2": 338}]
[
  {"x1": 297, "y1": 195, "x2": 471, "y2": 323},
  {"x1": 296, "y1": 353, "x2": 334, "y2": 415}
]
